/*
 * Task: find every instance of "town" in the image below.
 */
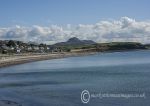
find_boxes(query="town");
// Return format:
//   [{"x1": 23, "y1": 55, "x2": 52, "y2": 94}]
[
  {"x1": 0, "y1": 37, "x2": 149, "y2": 55},
  {"x1": 0, "y1": 40, "x2": 62, "y2": 54}
]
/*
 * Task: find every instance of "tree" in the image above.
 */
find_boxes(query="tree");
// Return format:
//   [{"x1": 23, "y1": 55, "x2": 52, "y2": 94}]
[{"x1": 7, "y1": 40, "x2": 16, "y2": 47}]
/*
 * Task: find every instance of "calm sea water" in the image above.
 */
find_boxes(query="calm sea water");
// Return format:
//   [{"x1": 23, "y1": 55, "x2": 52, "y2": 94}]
[{"x1": 0, "y1": 50, "x2": 150, "y2": 106}]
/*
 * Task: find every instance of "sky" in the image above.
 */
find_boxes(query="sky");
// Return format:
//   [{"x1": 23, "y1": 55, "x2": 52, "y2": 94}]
[{"x1": 0, "y1": 0, "x2": 150, "y2": 44}]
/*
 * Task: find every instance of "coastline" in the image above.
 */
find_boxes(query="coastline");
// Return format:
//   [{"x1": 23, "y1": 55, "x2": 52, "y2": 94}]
[
  {"x1": 0, "y1": 52, "x2": 97, "y2": 68},
  {"x1": 0, "y1": 49, "x2": 148, "y2": 68}
]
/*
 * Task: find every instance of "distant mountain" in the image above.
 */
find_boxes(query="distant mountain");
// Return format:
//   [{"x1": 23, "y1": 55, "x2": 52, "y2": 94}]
[{"x1": 54, "y1": 37, "x2": 96, "y2": 46}]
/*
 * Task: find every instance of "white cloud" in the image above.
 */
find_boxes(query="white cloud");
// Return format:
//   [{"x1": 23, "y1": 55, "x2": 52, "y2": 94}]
[{"x1": 0, "y1": 17, "x2": 150, "y2": 44}]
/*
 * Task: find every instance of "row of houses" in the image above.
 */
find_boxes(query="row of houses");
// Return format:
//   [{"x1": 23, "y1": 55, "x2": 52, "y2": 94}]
[{"x1": 0, "y1": 40, "x2": 61, "y2": 54}]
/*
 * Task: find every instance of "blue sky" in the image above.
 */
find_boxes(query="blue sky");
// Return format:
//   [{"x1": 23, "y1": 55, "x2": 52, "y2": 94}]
[
  {"x1": 0, "y1": 0, "x2": 150, "y2": 44},
  {"x1": 0, "y1": 0, "x2": 149, "y2": 26}
]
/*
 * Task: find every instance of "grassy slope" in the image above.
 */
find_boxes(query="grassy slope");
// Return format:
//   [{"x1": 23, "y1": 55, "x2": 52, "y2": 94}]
[{"x1": 55, "y1": 42, "x2": 146, "y2": 52}]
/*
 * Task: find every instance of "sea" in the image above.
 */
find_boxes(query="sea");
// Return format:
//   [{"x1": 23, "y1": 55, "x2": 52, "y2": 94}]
[{"x1": 0, "y1": 50, "x2": 150, "y2": 106}]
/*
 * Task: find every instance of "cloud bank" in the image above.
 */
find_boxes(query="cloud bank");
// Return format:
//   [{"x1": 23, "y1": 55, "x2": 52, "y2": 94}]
[{"x1": 0, "y1": 17, "x2": 150, "y2": 44}]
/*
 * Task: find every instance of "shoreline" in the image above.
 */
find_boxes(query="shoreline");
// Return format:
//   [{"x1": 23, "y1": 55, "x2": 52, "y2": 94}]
[
  {"x1": 0, "y1": 52, "x2": 97, "y2": 68},
  {"x1": 0, "y1": 49, "x2": 148, "y2": 68}
]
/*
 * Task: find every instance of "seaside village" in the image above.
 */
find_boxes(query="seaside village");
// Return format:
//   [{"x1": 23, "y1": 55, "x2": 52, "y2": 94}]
[{"x1": 0, "y1": 40, "x2": 61, "y2": 54}]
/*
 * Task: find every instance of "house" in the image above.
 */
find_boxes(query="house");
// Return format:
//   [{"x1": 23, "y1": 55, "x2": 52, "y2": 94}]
[
  {"x1": 32, "y1": 45, "x2": 39, "y2": 51},
  {"x1": 15, "y1": 46, "x2": 21, "y2": 53},
  {"x1": 27, "y1": 46, "x2": 32, "y2": 51},
  {"x1": 47, "y1": 47, "x2": 50, "y2": 51},
  {"x1": 10, "y1": 46, "x2": 15, "y2": 50},
  {"x1": 39, "y1": 46, "x2": 45, "y2": 53}
]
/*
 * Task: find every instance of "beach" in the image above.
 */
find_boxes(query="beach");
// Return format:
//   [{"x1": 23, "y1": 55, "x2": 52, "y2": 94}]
[
  {"x1": 0, "y1": 49, "x2": 145, "y2": 68},
  {"x1": 0, "y1": 52, "x2": 97, "y2": 68}
]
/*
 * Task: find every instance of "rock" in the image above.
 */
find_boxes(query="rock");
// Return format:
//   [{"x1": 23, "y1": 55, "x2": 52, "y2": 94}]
[{"x1": 0, "y1": 100, "x2": 21, "y2": 106}]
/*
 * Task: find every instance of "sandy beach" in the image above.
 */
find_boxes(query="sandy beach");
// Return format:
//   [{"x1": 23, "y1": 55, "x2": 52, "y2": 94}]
[{"x1": 0, "y1": 52, "x2": 97, "y2": 68}]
